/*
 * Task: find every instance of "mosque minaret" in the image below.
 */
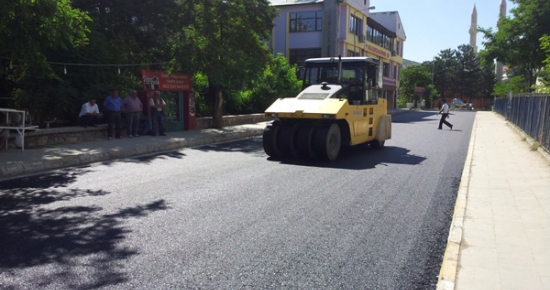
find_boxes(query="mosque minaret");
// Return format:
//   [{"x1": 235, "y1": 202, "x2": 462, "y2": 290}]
[
  {"x1": 496, "y1": 0, "x2": 507, "y2": 80},
  {"x1": 469, "y1": 4, "x2": 478, "y2": 53}
]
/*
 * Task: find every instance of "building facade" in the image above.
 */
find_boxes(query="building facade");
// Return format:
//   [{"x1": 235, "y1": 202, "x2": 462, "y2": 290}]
[{"x1": 268, "y1": 0, "x2": 406, "y2": 109}]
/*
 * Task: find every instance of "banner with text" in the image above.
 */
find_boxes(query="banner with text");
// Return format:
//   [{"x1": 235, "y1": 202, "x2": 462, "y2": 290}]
[{"x1": 141, "y1": 70, "x2": 192, "y2": 92}]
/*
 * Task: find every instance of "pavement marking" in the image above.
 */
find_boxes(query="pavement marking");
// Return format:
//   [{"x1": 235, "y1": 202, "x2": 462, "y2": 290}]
[{"x1": 436, "y1": 112, "x2": 478, "y2": 290}]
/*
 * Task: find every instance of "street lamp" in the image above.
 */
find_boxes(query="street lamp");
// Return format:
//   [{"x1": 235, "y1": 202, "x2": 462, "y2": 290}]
[
  {"x1": 352, "y1": 6, "x2": 375, "y2": 56},
  {"x1": 502, "y1": 72, "x2": 512, "y2": 119}
]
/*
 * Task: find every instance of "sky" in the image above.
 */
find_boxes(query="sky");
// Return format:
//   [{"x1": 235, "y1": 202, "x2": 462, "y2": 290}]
[{"x1": 370, "y1": 0, "x2": 516, "y2": 63}]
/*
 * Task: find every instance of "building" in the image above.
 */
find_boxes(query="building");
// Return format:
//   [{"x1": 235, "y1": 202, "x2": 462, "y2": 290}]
[{"x1": 268, "y1": 0, "x2": 406, "y2": 109}]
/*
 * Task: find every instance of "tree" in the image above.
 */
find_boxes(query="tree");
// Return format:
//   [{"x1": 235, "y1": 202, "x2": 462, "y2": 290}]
[
  {"x1": 432, "y1": 48, "x2": 460, "y2": 99},
  {"x1": 456, "y1": 45, "x2": 483, "y2": 103},
  {"x1": 0, "y1": 0, "x2": 91, "y2": 62},
  {"x1": 492, "y1": 75, "x2": 526, "y2": 96},
  {"x1": 398, "y1": 65, "x2": 433, "y2": 107},
  {"x1": 3, "y1": 0, "x2": 180, "y2": 123},
  {"x1": 479, "y1": 0, "x2": 550, "y2": 89},
  {"x1": 170, "y1": 0, "x2": 278, "y2": 128}
]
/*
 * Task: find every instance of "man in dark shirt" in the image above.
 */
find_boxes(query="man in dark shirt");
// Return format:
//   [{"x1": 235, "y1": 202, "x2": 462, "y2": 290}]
[{"x1": 103, "y1": 90, "x2": 123, "y2": 140}]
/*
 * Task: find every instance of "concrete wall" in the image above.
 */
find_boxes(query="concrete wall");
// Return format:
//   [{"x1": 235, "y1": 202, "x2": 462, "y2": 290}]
[{"x1": 7, "y1": 114, "x2": 274, "y2": 149}]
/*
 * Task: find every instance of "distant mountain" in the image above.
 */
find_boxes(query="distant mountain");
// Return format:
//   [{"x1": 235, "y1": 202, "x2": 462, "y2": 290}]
[{"x1": 402, "y1": 59, "x2": 421, "y2": 68}]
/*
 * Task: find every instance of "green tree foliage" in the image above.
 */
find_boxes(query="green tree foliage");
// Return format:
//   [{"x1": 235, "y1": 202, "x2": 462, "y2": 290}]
[
  {"x1": 170, "y1": 0, "x2": 278, "y2": 128},
  {"x1": 3, "y1": 0, "x2": 181, "y2": 124},
  {"x1": 0, "y1": 0, "x2": 91, "y2": 61},
  {"x1": 399, "y1": 65, "x2": 432, "y2": 99},
  {"x1": 427, "y1": 45, "x2": 495, "y2": 104},
  {"x1": 2, "y1": 0, "x2": 289, "y2": 127},
  {"x1": 0, "y1": 0, "x2": 91, "y2": 122},
  {"x1": 245, "y1": 54, "x2": 303, "y2": 113},
  {"x1": 479, "y1": 0, "x2": 550, "y2": 89},
  {"x1": 398, "y1": 64, "x2": 439, "y2": 107},
  {"x1": 542, "y1": 35, "x2": 550, "y2": 66},
  {"x1": 492, "y1": 75, "x2": 527, "y2": 96},
  {"x1": 193, "y1": 54, "x2": 302, "y2": 116}
]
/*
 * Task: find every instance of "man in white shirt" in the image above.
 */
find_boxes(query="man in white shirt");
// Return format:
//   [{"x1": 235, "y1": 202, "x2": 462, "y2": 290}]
[
  {"x1": 436, "y1": 98, "x2": 453, "y2": 130},
  {"x1": 149, "y1": 91, "x2": 167, "y2": 136},
  {"x1": 79, "y1": 97, "x2": 103, "y2": 128}
]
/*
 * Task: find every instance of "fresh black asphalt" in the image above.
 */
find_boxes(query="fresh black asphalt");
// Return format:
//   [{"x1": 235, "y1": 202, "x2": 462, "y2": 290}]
[{"x1": 0, "y1": 110, "x2": 476, "y2": 289}]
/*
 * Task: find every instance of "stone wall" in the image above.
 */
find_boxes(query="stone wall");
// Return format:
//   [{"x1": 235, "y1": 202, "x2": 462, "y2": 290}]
[
  {"x1": 195, "y1": 114, "x2": 275, "y2": 129},
  {"x1": 6, "y1": 125, "x2": 127, "y2": 149},
  {"x1": 7, "y1": 114, "x2": 273, "y2": 149}
]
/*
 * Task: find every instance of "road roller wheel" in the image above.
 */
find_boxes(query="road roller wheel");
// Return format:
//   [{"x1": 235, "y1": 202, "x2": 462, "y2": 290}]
[
  {"x1": 296, "y1": 125, "x2": 318, "y2": 160},
  {"x1": 370, "y1": 140, "x2": 385, "y2": 149},
  {"x1": 263, "y1": 123, "x2": 282, "y2": 158},
  {"x1": 277, "y1": 124, "x2": 300, "y2": 158},
  {"x1": 314, "y1": 123, "x2": 341, "y2": 161}
]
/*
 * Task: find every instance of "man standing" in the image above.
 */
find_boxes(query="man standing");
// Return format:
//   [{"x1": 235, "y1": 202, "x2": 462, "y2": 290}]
[
  {"x1": 149, "y1": 91, "x2": 166, "y2": 136},
  {"x1": 0, "y1": 112, "x2": 9, "y2": 151},
  {"x1": 437, "y1": 99, "x2": 453, "y2": 130},
  {"x1": 103, "y1": 90, "x2": 123, "y2": 140},
  {"x1": 79, "y1": 98, "x2": 103, "y2": 128},
  {"x1": 123, "y1": 90, "x2": 143, "y2": 138}
]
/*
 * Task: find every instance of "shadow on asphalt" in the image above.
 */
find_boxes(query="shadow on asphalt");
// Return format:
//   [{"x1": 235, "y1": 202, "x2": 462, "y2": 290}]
[
  {"x1": 130, "y1": 151, "x2": 186, "y2": 163},
  {"x1": 194, "y1": 137, "x2": 425, "y2": 170},
  {"x1": 392, "y1": 111, "x2": 438, "y2": 123},
  {"x1": 196, "y1": 137, "x2": 265, "y2": 155},
  {"x1": 0, "y1": 168, "x2": 169, "y2": 289},
  {"x1": 272, "y1": 145, "x2": 427, "y2": 170}
]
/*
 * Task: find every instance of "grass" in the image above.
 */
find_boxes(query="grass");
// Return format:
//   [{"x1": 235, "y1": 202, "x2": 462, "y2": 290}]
[
  {"x1": 531, "y1": 142, "x2": 541, "y2": 151},
  {"x1": 522, "y1": 137, "x2": 527, "y2": 141}
]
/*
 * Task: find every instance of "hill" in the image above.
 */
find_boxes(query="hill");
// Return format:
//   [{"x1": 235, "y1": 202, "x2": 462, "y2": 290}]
[{"x1": 402, "y1": 59, "x2": 421, "y2": 68}]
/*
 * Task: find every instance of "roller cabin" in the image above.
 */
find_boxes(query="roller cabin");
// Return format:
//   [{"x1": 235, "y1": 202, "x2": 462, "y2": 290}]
[{"x1": 263, "y1": 56, "x2": 392, "y2": 161}]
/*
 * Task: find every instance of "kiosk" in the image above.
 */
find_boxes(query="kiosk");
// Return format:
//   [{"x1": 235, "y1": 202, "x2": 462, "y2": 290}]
[{"x1": 139, "y1": 70, "x2": 195, "y2": 132}]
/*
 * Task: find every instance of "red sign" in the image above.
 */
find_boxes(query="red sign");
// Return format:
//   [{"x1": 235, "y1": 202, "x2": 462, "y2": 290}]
[
  {"x1": 141, "y1": 70, "x2": 192, "y2": 92},
  {"x1": 383, "y1": 77, "x2": 396, "y2": 87},
  {"x1": 366, "y1": 44, "x2": 390, "y2": 59}
]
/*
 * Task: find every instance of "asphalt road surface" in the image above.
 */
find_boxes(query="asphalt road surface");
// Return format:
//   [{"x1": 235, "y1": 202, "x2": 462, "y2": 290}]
[{"x1": 0, "y1": 110, "x2": 476, "y2": 290}]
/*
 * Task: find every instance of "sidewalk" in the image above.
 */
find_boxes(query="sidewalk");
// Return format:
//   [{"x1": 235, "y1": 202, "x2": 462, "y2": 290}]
[
  {"x1": 438, "y1": 112, "x2": 550, "y2": 290},
  {"x1": 0, "y1": 109, "x2": 407, "y2": 180},
  {"x1": 0, "y1": 122, "x2": 268, "y2": 179}
]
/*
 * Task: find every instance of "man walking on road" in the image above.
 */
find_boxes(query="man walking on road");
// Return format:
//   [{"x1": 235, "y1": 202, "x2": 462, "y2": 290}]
[
  {"x1": 103, "y1": 90, "x2": 123, "y2": 140},
  {"x1": 123, "y1": 90, "x2": 143, "y2": 138},
  {"x1": 437, "y1": 99, "x2": 453, "y2": 130}
]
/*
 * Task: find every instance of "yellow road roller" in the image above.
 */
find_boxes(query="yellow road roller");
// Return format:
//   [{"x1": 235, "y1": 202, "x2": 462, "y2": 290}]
[{"x1": 263, "y1": 56, "x2": 392, "y2": 161}]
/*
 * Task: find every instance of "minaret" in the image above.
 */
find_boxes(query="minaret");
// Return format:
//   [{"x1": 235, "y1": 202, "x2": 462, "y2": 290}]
[
  {"x1": 496, "y1": 0, "x2": 507, "y2": 81},
  {"x1": 469, "y1": 4, "x2": 478, "y2": 53}
]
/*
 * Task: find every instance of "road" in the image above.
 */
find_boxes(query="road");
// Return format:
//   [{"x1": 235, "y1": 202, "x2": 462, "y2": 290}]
[{"x1": 0, "y1": 111, "x2": 476, "y2": 289}]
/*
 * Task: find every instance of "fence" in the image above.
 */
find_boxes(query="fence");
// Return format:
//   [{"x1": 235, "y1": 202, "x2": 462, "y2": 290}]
[{"x1": 494, "y1": 94, "x2": 550, "y2": 151}]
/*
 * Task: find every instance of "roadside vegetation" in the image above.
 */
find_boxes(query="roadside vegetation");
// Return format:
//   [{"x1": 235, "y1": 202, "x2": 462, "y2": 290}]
[
  {"x1": 399, "y1": 0, "x2": 550, "y2": 108},
  {"x1": 0, "y1": 0, "x2": 300, "y2": 128}
]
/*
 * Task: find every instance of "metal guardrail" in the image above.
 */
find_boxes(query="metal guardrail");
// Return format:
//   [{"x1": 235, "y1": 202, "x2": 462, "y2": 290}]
[{"x1": 494, "y1": 95, "x2": 550, "y2": 150}]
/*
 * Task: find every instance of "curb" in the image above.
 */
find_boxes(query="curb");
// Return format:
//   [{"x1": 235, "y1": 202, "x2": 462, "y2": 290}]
[
  {"x1": 0, "y1": 128, "x2": 264, "y2": 180},
  {"x1": 436, "y1": 113, "x2": 478, "y2": 290}
]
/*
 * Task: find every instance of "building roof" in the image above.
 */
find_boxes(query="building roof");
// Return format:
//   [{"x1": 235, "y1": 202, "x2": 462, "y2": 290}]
[
  {"x1": 369, "y1": 11, "x2": 406, "y2": 40},
  {"x1": 268, "y1": 0, "x2": 323, "y2": 6}
]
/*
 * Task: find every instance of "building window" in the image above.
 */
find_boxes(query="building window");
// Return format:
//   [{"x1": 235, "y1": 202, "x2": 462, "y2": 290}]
[
  {"x1": 349, "y1": 15, "x2": 360, "y2": 35},
  {"x1": 396, "y1": 40, "x2": 401, "y2": 56},
  {"x1": 290, "y1": 12, "x2": 322, "y2": 32},
  {"x1": 383, "y1": 62, "x2": 390, "y2": 77},
  {"x1": 289, "y1": 48, "x2": 322, "y2": 66},
  {"x1": 393, "y1": 65, "x2": 397, "y2": 79},
  {"x1": 347, "y1": 50, "x2": 360, "y2": 57},
  {"x1": 366, "y1": 25, "x2": 394, "y2": 50}
]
